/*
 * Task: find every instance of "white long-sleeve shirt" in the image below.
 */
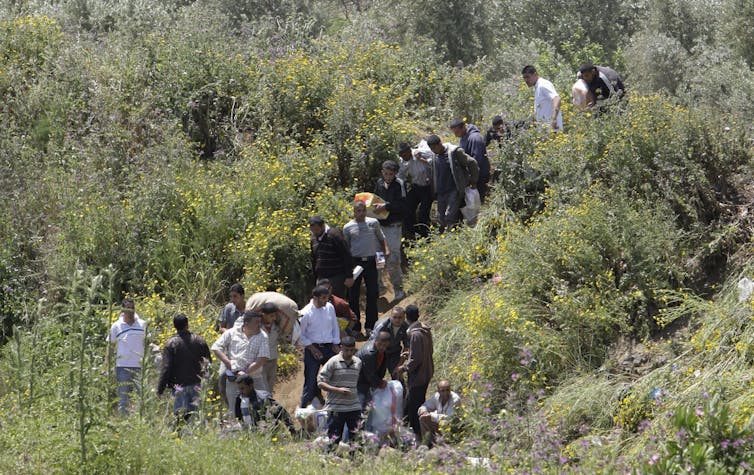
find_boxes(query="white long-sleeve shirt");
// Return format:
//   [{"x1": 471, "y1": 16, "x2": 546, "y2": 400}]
[
  {"x1": 299, "y1": 300, "x2": 340, "y2": 347},
  {"x1": 419, "y1": 391, "x2": 461, "y2": 422}
]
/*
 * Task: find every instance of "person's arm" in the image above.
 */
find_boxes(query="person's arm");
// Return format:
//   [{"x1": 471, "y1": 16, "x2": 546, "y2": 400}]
[
  {"x1": 211, "y1": 332, "x2": 233, "y2": 370},
  {"x1": 245, "y1": 356, "x2": 269, "y2": 375},
  {"x1": 332, "y1": 230, "x2": 354, "y2": 288},
  {"x1": 551, "y1": 95, "x2": 561, "y2": 129},
  {"x1": 456, "y1": 149, "x2": 479, "y2": 187},
  {"x1": 363, "y1": 353, "x2": 385, "y2": 389},
  {"x1": 157, "y1": 343, "x2": 171, "y2": 396},
  {"x1": 375, "y1": 222, "x2": 389, "y2": 257},
  {"x1": 401, "y1": 332, "x2": 422, "y2": 374},
  {"x1": 329, "y1": 305, "x2": 341, "y2": 353},
  {"x1": 419, "y1": 394, "x2": 437, "y2": 415}
]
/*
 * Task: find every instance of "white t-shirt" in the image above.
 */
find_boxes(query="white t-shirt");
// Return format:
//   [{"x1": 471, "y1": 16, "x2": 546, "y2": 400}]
[
  {"x1": 534, "y1": 77, "x2": 563, "y2": 131},
  {"x1": 108, "y1": 314, "x2": 147, "y2": 368}
]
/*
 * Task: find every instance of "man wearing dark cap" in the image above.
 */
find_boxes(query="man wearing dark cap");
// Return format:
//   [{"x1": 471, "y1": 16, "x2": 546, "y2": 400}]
[
  {"x1": 372, "y1": 159, "x2": 407, "y2": 301},
  {"x1": 425, "y1": 134, "x2": 479, "y2": 232},
  {"x1": 450, "y1": 119, "x2": 490, "y2": 203},
  {"x1": 397, "y1": 141, "x2": 433, "y2": 239},
  {"x1": 309, "y1": 215, "x2": 353, "y2": 299}
]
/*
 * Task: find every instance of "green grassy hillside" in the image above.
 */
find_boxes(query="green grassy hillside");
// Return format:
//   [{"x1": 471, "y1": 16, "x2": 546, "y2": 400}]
[{"x1": 1, "y1": 0, "x2": 753, "y2": 473}]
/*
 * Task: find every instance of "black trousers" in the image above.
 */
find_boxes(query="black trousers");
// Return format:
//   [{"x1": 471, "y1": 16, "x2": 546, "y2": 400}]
[
  {"x1": 405, "y1": 383, "x2": 429, "y2": 438},
  {"x1": 406, "y1": 184, "x2": 433, "y2": 239},
  {"x1": 348, "y1": 257, "x2": 378, "y2": 331}
]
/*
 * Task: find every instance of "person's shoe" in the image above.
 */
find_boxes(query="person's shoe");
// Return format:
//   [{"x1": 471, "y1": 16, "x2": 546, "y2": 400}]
[
  {"x1": 354, "y1": 333, "x2": 369, "y2": 342},
  {"x1": 393, "y1": 290, "x2": 407, "y2": 301}
]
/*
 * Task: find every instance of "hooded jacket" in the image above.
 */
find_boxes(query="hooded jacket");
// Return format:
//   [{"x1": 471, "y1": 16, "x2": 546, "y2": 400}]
[
  {"x1": 404, "y1": 321, "x2": 434, "y2": 388},
  {"x1": 459, "y1": 124, "x2": 490, "y2": 181},
  {"x1": 431, "y1": 143, "x2": 479, "y2": 196}
]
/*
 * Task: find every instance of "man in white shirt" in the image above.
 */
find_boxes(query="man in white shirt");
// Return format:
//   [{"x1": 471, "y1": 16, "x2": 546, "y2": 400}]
[
  {"x1": 298, "y1": 285, "x2": 341, "y2": 408},
  {"x1": 212, "y1": 311, "x2": 270, "y2": 418},
  {"x1": 522, "y1": 65, "x2": 563, "y2": 132},
  {"x1": 107, "y1": 297, "x2": 147, "y2": 415},
  {"x1": 418, "y1": 379, "x2": 461, "y2": 447}
]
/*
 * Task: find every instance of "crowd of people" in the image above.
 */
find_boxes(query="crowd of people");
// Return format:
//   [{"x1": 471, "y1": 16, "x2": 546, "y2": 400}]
[{"x1": 106, "y1": 62, "x2": 623, "y2": 449}]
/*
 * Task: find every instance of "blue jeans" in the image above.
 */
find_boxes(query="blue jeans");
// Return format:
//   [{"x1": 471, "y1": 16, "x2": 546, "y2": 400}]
[
  {"x1": 173, "y1": 384, "x2": 201, "y2": 420},
  {"x1": 116, "y1": 367, "x2": 141, "y2": 415},
  {"x1": 300, "y1": 344, "x2": 336, "y2": 408}
]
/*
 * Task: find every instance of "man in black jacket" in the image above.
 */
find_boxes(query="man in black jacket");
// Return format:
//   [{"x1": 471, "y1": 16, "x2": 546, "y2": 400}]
[
  {"x1": 370, "y1": 306, "x2": 409, "y2": 375},
  {"x1": 372, "y1": 160, "x2": 407, "y2": 301},
  {"x1": 157, "y1": 313, "x2": 211, "y2": 422},
  {"x1": 309, "y1": 216, "x2": 353, "y2": 299},
  {"x1": 356, "y1": 331, "x2": 391, "y2": 409}
]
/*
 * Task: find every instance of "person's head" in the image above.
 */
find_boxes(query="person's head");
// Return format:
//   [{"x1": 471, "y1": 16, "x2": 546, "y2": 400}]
[
  {"x1": 405, "y1": 304, "x2": 420, "y2": 323},
  {"x1": 173, "y1": 313, "x2": 189, "y2": 332},
  {"x1": 521, "y1": 65, "x2": 538, "y2": 87},
  {"x1": 309, "y1": 215, "x2": 326, "y2": 238},
  {"x1": 437, "y1": 379, "x2": 452, "y2": 403},
  {"x1": 229, "y1": 283, "x2": 245, "y2": 309},
  {"x1": 312, "y1": 285, "x2": 330, "y2": 308},
  {"x1": 374, "y1": 331, "x2": 391, "y2": 353},
  {"x1": 492, "y1": 115, "x2": 505, "y2": 133},
  {"x1": 397, "y1": 142, "x2": 412, "y2": 161},
  {"x1": 390, "y1": 306, "x2": 406, "y2": 327},
  {"x1": 353, "y1": 200, "x2": 367, "y2": 221},
  {"x1": 340, "y1": 336, "x2": 357, "y2": 361},
  {"x1": 241, "y1": 310, "x2": 262, "y2": 336},
  {"x1": 381, "y1": 160, "x2": 399, "y2": 184},
  {"x1": 579, "y1": 62, "x2": 597, "y2": 82},
  {"x1": 121, "y1": 297, "x2": 135, "y2": 321},
  {"x1": 260, "y1": 302, "x2": 278, "y2": 326},
  {"x1": 237, "y1": 374, "x2": 255, "y2": 397},
  {"x1": 449, "y1": 118, "x2": 467, "y2": 138},
  {"x1": 426, "y1": 134, "x2": 444, "y2": 155},
  {"x1": 315, "y1": 278, "x2": 333, "y2": 297}
]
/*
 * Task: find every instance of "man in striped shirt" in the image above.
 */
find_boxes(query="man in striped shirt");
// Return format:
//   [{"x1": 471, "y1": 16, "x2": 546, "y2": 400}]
[{"x1": 317, "y1": 336, "x2": 362, "y2": 448}]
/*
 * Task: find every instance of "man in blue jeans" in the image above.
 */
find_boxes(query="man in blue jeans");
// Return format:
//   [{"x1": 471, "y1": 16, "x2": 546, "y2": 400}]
[
  {"x1": 298, "y1": 286, "x2": 341, "y2": 408},
  {"x1": 107, "y1": 297, "x2": 147, "y2": 415},
  {"x1": 157, "y1": 313, "x2": 211, "y2": 423}
]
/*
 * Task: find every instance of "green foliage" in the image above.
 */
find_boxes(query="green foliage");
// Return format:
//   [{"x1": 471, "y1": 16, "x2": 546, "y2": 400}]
[{"x1": 642, "y1": 395, "x2": 754, "y2": 474}]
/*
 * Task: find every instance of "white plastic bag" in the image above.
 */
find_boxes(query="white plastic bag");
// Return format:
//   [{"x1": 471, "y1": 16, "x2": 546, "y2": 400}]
[
  {"x1": 738, "y1": 277, "x2": 754, "y2": 303},
  {"x1": 369, "y1": 380, "x2": 403, "y2": 435},
  {"x1": 460, "y1": 187, "x2": 481, "y2": 225}
]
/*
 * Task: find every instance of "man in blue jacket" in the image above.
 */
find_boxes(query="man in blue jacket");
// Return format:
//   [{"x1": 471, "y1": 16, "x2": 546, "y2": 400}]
[{"x1": 451, "y1": 118, "x2": 490, "y2": 202}]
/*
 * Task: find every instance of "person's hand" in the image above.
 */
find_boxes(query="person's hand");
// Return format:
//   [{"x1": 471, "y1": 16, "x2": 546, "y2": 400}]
[
  {"x1": 469, "y1": 184, "x2": 477, "y2": 189},
  {"x1": 308, "y1": 346, "x2": 323, "y2": 360},
  {"x1": 331, "y1": 344, "x2": 340, "y2": 354},
  {"x1": 373, "y1": 203, "x2": 386, "y2": 211},
  {"x1": 384, "y1": 249, "x2": 391, "y2": 258},
  {"x1": 344, "y1": 277, "x2": 354, "y2": 288},
  {"x1": 551, "y1": 117, "x2": 558, "y2": 129},
  {"x1": 338, "y1": 387, "x2": 353, "y2": 396}
]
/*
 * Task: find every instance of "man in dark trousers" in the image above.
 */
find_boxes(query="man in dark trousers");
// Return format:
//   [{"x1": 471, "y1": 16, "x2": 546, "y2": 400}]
[
  {"x1": 343, "y1": 200, "x2": 389, "y2": 336},
  {"x1": 450, "y1": 119, "x2": 490, "y2": 202},
  {"x1": 157, "y1": 313, "x2": 211, "y2": 422},
  {"x1": 395, "y1": 304, "x2": 434, "y2": 439},
  {"x1": 372, "y1": 160, "x2": 407, "y2": 301},
  {"x1": 426, "y1": 134, "x2": 479, "y2": 233},
  {"x1": 309, "y1": 216, "x2": 353, "y2": 299},
  {"x1": 356, "y1": 330, "x2": 391, "y2": 409},
  {"x1": 397, "y1": 142, "x2": 433, "y2": 239}
]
